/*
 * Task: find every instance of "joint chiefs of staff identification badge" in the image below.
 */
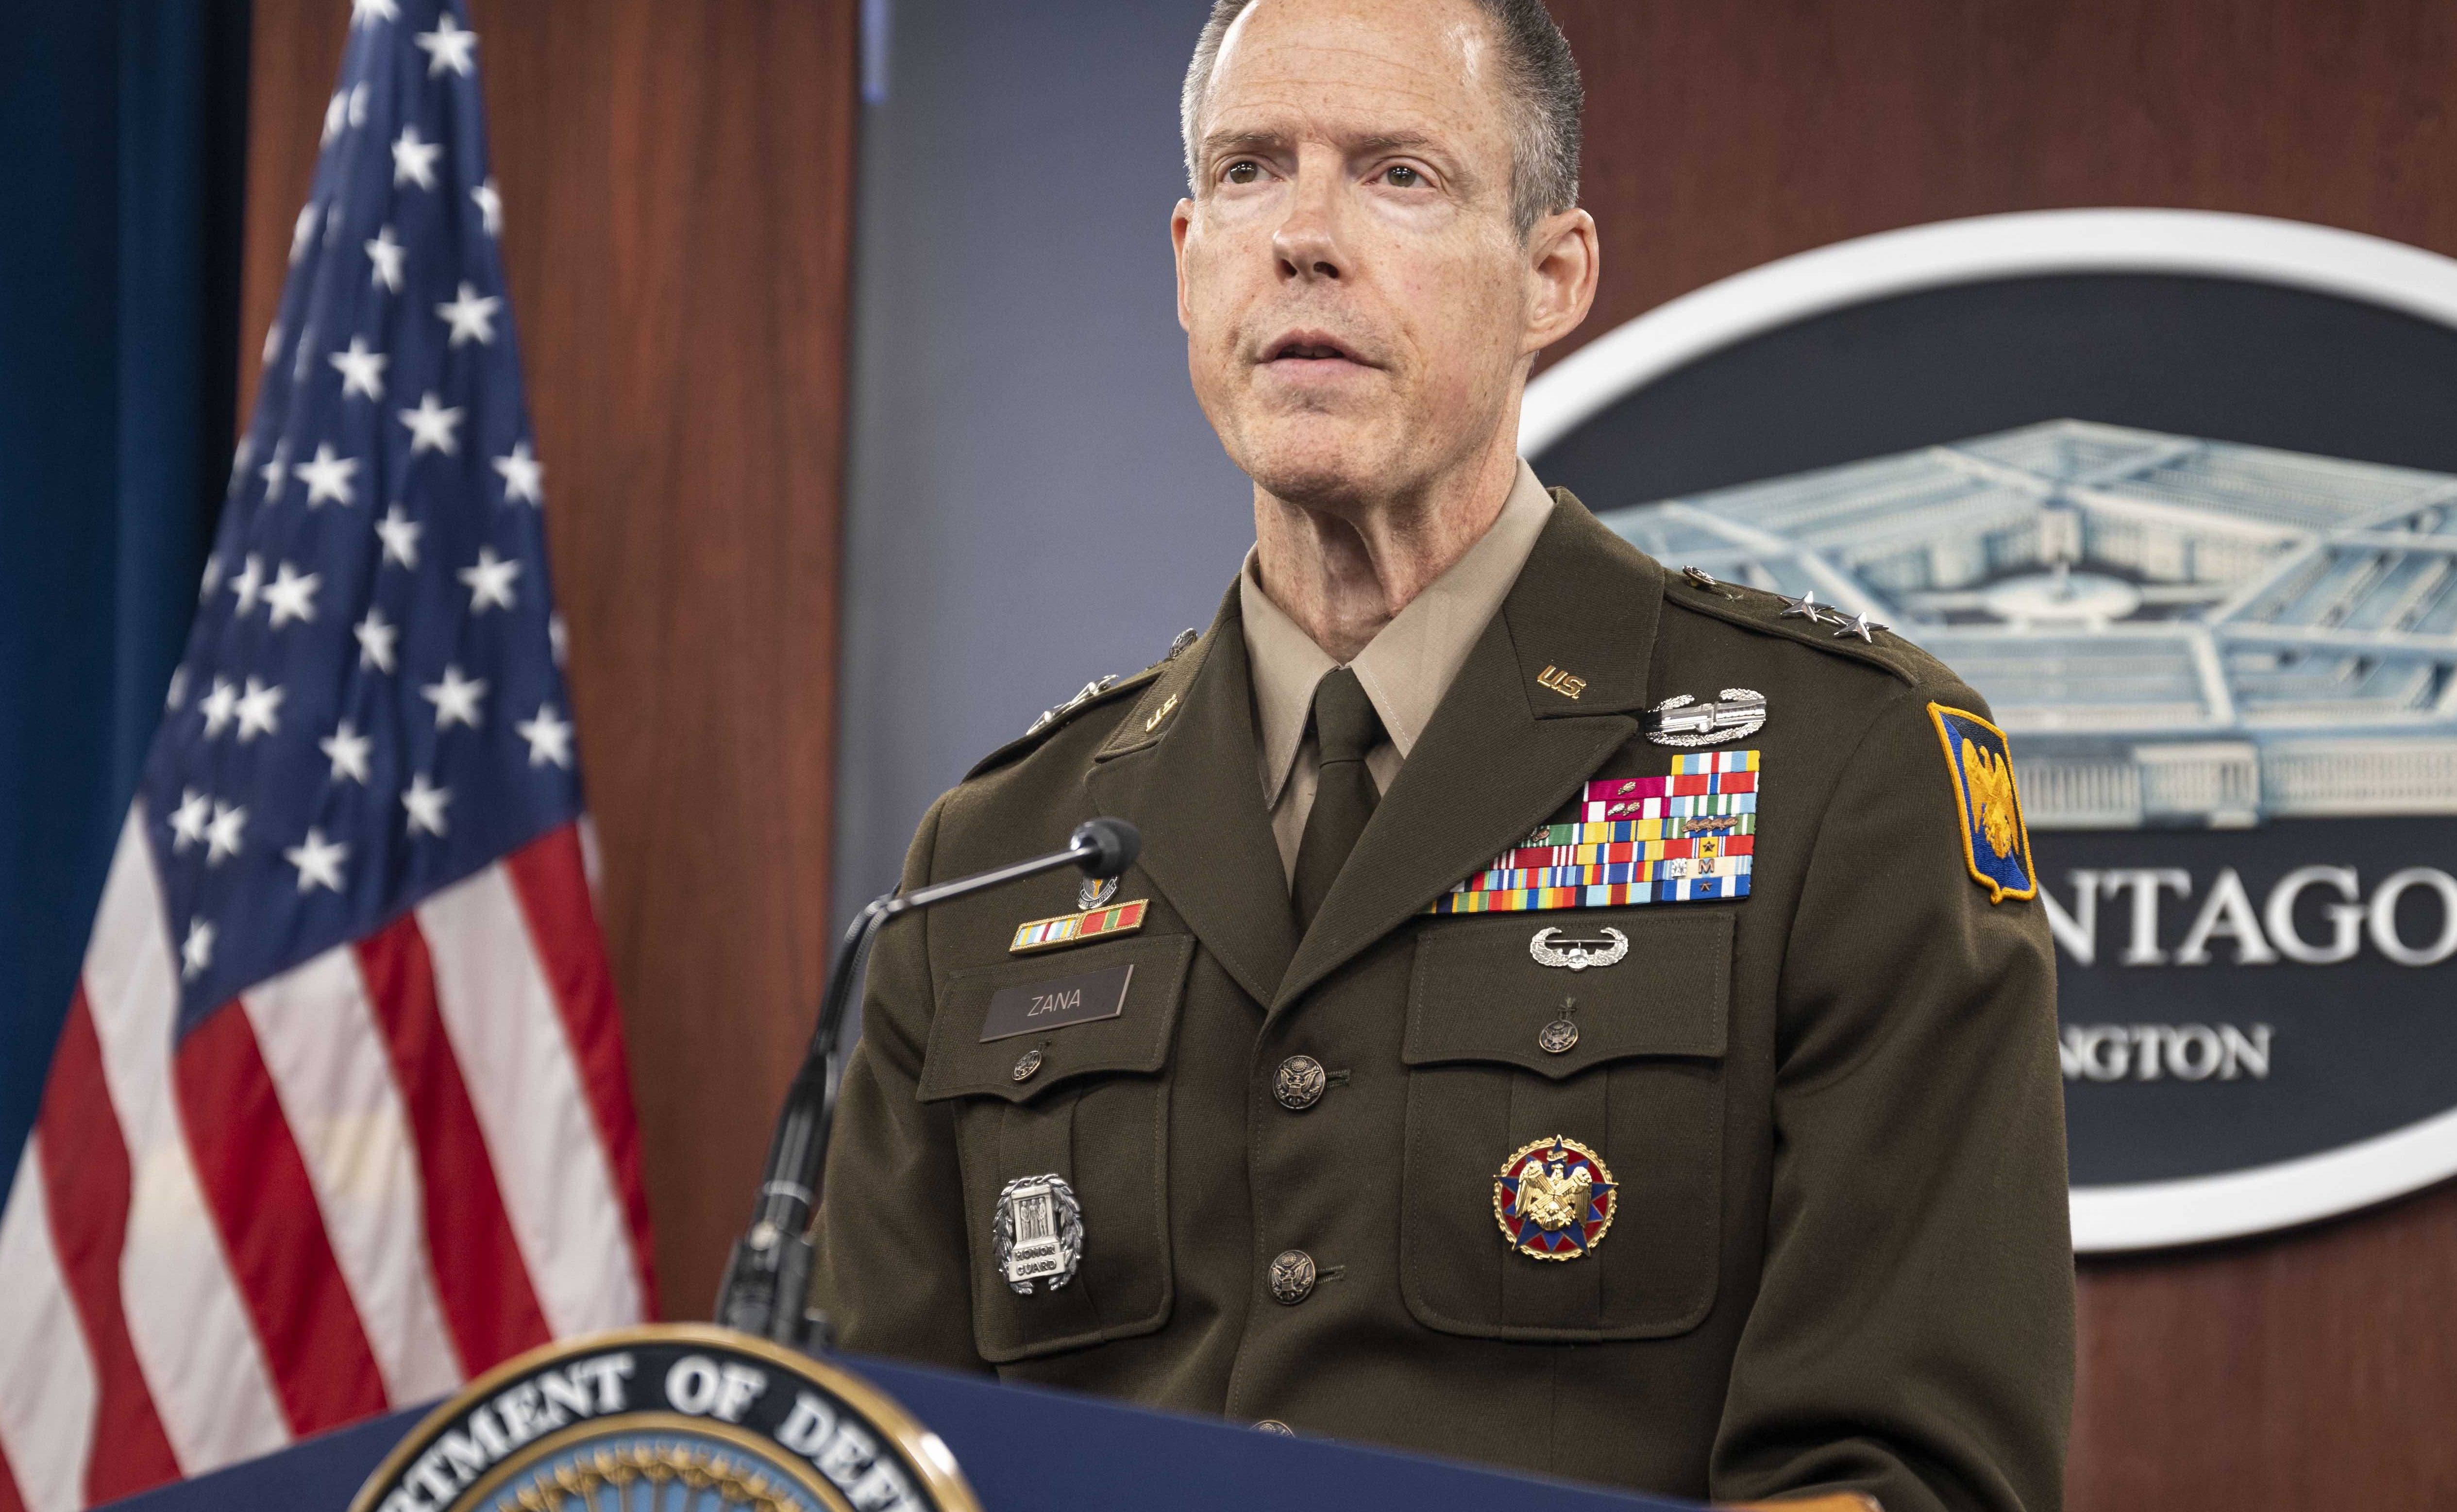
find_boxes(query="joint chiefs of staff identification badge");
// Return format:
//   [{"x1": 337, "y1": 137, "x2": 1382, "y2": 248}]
[
  {"x1": 993, "y1": 1174, "x2": 1083, "y2": 1294},
  {"x1": 1929, "y1": 702, "x2": 2037, "y2": 904},
  {"x1": 1494, "y1": 1137, "x2": 1617, "y2": 1261}
]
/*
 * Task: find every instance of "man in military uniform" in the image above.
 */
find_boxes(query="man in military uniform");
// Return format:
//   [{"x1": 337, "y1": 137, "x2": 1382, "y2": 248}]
[{"x1": 816, "y1": 1, "x2": 2073, "y2": 1508}]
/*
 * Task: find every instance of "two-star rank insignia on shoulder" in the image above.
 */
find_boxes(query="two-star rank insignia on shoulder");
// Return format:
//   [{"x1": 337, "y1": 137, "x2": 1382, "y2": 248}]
[
  {"x1": 1428, "y1": 752, "x2": 1759, "y2": 913},
  {"x1": 1928, "y1": 703, "x2": 2036, "y2": 904}
]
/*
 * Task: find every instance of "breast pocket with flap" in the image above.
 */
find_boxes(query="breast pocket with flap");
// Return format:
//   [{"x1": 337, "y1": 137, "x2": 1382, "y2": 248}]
[
  {"x1": 1400, "y1": 909, "x2": 1732, "y2": 1342},
  {"x1": 918, "y1": 932, "x2": 1195, "y2": 1363}
]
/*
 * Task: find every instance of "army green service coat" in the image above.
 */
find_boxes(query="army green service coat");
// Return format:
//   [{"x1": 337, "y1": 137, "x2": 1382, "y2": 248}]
[{"x1": 816, "y1": 494, "x2": 2074, "y2": 1511}]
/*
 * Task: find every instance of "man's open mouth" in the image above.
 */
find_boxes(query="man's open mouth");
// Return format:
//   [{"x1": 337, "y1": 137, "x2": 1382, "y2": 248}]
[{"x1": 1264, "y1": 331, "x2": 1368, "y2": 365}]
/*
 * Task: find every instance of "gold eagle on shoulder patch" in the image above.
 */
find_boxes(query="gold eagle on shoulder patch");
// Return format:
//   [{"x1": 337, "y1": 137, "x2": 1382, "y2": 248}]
[{"x1": 1928, "y1": 703, "x2": 2037, "y2": 903}]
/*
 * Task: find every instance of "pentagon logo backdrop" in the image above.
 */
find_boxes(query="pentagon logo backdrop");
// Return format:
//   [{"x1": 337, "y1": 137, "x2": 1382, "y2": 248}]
[{"x1": 1525, "y1": 210, "x2": 2457, "y2": 1251}]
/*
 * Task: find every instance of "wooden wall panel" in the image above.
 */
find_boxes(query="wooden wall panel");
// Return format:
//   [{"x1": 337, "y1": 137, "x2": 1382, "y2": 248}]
[
  {"x1": 240, "y1": 0, "x2": 857, "y2": 1322},
  {"x1": 1547, "y1": 0, "x2": 2457, "y2": 368},
  {"x1": 1543, "y1": 2, "x2": 2457, "y2": 1506}
]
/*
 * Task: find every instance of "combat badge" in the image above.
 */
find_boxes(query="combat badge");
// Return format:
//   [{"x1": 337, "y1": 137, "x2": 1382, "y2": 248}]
[
  {"x1": 993, "y1": 1174, "x2": 1083, "y2": 1294},
  {"x1": 1928, "y1": 702, "x2": 2037, "y2": 903},
  {"x1": 1644, "y1": 689, "x2": 1767, "y2": 747},
  {"x1": 1495, "y1": 1137, "x2": 1616, "y2": 1260}
]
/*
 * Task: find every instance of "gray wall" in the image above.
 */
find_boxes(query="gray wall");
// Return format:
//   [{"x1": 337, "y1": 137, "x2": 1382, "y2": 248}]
[{"x1": 835, "y1": 0, "x2": 1253, "y2": 917}]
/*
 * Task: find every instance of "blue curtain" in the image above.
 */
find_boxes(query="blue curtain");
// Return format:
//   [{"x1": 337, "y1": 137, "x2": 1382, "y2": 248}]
[{"x1": 0, "y1": 1, "x2": 251, "y2": 1183}]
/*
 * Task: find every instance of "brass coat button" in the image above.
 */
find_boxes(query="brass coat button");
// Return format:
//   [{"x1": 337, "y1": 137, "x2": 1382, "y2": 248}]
[
  {"x1": 1011, "y1": 1047, "x2": 1043, "y2": 1082},
  {"x1": 1268, "y1": 1249, "x2": 1317, "y2": 1305},
  {"x1": 1273, "y1": 1055, "x2": 1326, "y2": 1110}
]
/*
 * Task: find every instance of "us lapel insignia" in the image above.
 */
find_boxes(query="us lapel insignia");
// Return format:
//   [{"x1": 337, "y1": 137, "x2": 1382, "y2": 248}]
[
  {"x1": 1536, "y1": 664, "x2": 1587, "y2": 700},
  {"x1": 1928, "y1": 703, "x2": 2037, "y2": 904},
  {"x1": 1010, "y1": 898, "x2": 1148, "y2": 953},
  {"x1": 1426, "y1": 751, "x2": 1759, "y2": 913},
  {"x1": 994, "y1": 1174, "x2": 1083, "y2": 1293},
  {"x1": 1645, "y1": 688, "x2": 1766, "y2": 747},
  {"x1": 1495, "y1": 1137, "x2": 1616, "y2": 1260}
]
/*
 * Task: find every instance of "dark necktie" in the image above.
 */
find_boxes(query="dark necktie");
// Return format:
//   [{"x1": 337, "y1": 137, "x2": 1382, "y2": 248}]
[{"x1": 1292, "y1": 666, "x2": 1385, "y2": 933}]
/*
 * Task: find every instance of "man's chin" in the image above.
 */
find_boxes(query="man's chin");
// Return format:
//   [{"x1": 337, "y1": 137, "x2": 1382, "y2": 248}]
[
  {"x1": 1228, "y1": 419, "x2": 1402, "y2": 508},
  {"x1": 1241, "y1": 452, "x2": 1390, "y2": 514}
]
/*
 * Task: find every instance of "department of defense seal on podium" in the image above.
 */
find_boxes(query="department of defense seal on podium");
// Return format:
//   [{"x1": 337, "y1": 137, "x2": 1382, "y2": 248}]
[{"x1": 352, "y1": 1325, "x2": 979, "y2": 1512}]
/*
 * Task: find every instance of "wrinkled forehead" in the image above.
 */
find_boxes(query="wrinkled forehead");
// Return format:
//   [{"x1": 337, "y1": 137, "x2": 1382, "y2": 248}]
[{"x1": 1198, "y1": 0, "x2": 1512, "y2": 166}]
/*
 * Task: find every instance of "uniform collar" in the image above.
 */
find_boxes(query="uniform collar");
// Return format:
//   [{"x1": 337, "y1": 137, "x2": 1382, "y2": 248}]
[
  {"x1": 1240, "y1": 459, "x2": 1557, "y2": 806},
  {"x1": 1094, "y1": 489, "x2": 1664, "y2": 1013},
  {"x1": 1272, "y1": 492, "x2": 1663, "y2": 1010}
]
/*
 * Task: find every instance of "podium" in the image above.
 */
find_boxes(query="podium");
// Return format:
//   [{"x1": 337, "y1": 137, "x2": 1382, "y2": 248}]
[{"x1": 102, "y1": 1348, "x2": 1692, "y2": 1512}]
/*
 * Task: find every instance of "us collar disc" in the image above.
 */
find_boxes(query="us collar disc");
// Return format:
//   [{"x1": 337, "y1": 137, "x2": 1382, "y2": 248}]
[
  {"x1": 1493, "y1": 1136, "x2": 1618, "y2": 1261},
  {"x1": 346, "y1": 1323, "x2": 981, "y2": 1512}
]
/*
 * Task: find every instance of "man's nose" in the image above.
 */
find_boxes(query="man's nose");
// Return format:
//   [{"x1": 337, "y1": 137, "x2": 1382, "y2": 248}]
[{"x1": 1271, "y1": 163, "x2": 1346, "y2": 282}]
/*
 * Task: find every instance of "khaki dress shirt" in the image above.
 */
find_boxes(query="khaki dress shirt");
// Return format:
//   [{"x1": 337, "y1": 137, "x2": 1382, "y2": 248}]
[{"x1": 1239, "y1": 459, "x2": 1556, "y2": 879}]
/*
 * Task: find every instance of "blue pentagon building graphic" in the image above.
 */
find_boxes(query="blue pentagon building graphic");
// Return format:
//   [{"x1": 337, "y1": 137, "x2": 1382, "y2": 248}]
[{"x1": 1598, "y1": 420, "x2": 2457, "y2": 830}]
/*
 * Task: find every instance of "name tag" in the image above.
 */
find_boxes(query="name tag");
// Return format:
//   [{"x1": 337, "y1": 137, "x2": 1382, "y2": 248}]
[{"x1": 979, "y1": 963, "x2": 1133, "y2": 1042}]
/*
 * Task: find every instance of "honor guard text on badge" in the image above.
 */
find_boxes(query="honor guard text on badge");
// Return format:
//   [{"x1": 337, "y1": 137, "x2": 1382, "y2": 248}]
[{"x1": 994, "y1": 1174, "x2": 1084, "y2": 1294}]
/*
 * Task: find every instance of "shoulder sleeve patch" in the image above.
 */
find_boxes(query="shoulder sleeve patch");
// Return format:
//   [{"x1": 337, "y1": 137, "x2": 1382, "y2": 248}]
[{"x1": 1927, "y1": 702, "x2": 2037, "y2": 903}]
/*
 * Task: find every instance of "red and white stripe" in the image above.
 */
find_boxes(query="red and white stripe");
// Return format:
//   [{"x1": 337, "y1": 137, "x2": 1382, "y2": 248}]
[{"x1": 0, "y1": 809, "x2": 655, "y2": 1510}]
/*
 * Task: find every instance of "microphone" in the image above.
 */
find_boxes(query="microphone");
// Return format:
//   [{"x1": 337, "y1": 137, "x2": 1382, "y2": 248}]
[
  {"x1": 714, "y1": 817, "x2": 1143, "y2": 1348},
  {"x1": 1070, "y1": 815, "x2": 1139, "y2": 880}
]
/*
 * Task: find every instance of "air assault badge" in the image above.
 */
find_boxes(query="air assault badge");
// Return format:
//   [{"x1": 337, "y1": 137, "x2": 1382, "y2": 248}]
[
  {"x1": 1929, "y1": 703, "x2": 2036, "y2": 903},
  {"x1": 1494, "y1": 1137, "x2": 1617, "y2": 1261}
]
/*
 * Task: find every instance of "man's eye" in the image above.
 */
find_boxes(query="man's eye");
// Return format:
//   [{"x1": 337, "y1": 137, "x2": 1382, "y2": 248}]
[
  {"x1": 1225, "y1": 161, "x2": 1261, "y2": 185},
  {"x1": 1384, "y1": 165, "x2": 1423, "y2": 188}
]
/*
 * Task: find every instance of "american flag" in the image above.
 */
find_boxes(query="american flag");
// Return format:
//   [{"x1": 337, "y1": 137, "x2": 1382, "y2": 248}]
[{"x1": 0, "y1": 3, "x2": 656, "y2": 1506}]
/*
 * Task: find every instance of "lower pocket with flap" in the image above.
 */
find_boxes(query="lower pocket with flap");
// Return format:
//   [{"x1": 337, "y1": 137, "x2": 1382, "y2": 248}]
[
  {"x1": 1399, "y1": 909, "x2": 1732, "y2": 1342},
  {"x1": 920, "y1": 933, "x2": 1194, "y2": 1362}
]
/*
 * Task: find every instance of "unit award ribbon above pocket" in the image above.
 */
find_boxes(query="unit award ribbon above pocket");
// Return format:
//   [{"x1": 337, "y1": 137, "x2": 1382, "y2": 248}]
[{"x1": 1427, "y1": 751, "x2": 1759, "y2": 914}]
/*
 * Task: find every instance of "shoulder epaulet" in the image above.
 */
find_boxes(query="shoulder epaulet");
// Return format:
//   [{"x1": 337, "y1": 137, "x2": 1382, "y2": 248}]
[
  {"x1": 962, "y1": 627, "x2": 1202, "y2": 780},
  {"x1": 1660, "y1": 565, "x2": 1952, "y2": 687}
]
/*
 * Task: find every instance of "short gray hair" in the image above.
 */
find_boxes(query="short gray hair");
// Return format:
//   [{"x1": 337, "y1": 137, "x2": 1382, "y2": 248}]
[{"x1": 1179, "y1": 0, "x2": 1582, "y2": 236}]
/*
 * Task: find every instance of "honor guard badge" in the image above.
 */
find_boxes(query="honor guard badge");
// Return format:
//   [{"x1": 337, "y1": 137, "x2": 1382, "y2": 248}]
[
  {"x1": 993, "y1": 1174, "x2": 1083, "y2": 1294},
  {"x1": 1428, "y1": 752, "x2": 1758, "y2": 913},
  {"x1": 1494, "y1": 1137, "x2": 1617, "y2": 1260},
  {"x1": 1928, "y1": 703, "x2": 2037, "y2": 904}
]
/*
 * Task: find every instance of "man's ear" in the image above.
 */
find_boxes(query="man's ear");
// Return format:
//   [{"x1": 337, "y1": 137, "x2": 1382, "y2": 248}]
[
  {"x1": 1172, "y1": 199, "x2": 1197, "y2": 333},
  {"x1": 1523, "y1": 207, "x2": 1599, "y2": 355}
]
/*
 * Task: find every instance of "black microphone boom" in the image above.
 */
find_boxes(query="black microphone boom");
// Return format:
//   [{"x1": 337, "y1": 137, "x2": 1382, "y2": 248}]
[{"x1": 713, "y1": 817, "x2": 1141, "y2": 1347}]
